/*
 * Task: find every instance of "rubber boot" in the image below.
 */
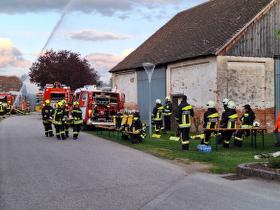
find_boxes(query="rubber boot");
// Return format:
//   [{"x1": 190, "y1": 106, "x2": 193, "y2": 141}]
[
  {"x1": 182, "y1": 144, "x2": 189, "y2": 151},
  {"x1": 223, "y1": 142, "x2": 229, "y2": 149}
]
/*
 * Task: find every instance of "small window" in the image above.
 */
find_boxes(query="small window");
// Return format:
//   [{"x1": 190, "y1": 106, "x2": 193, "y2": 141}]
[{"x1": 82, "y1": 93, "x2": 88, "y2": 101}]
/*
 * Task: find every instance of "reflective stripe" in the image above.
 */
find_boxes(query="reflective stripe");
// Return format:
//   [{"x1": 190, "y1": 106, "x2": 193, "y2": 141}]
[
  {"x1": 182, "y1": 141, "x2": 190, "y2": 145},
  {"x1": 182, "y1": 105, "x2": 193, "y2": 111},
  {"x1": 224, "y1": 141, "x2": 230, "y2": 144},
  {"x1": 73, "y1": 132, "x2": 79, "y2": 134},
  {"x1": 154, "y1": 106, "x2": 164, "y2": 121},
  {"x1": 227, "y1": 113, "x2": 238, "y2": 128},
  {"x1": 208, "y1": 113, "x2": 219, "y2": 118}
]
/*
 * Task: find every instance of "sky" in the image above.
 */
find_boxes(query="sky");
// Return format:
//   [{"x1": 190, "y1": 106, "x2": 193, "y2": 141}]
[{"x1": 0, "y1": 0, "x2": 206, "y2": 83}]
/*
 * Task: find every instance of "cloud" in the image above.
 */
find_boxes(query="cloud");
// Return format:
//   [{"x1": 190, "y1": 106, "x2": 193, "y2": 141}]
[
  {"x1": 0, "y1": 38, "x2": 31, "y2": 68},
  {"x1": 0, "y1": 0, "x2": 182, "y2": 15},
  {"x1": 70, "y1": 29, "x2": 130, "y2": 42},
  {"x1": 86, "y1": 49, "x2": 134, "y2": 82}
]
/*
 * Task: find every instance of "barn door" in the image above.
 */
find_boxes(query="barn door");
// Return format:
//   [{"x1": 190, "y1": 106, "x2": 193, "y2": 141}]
[
  {"x1": 275, "y1": 57, "x2": 280, "y2": 118},
  {"x1": 137, "y1": 67, "x2": 166, "y2": 123}
]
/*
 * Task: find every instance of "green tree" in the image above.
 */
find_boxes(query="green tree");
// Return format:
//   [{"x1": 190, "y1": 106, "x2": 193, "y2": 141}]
[{"x1": 29, "y1": 50, "x2": 99, "y2": 90}]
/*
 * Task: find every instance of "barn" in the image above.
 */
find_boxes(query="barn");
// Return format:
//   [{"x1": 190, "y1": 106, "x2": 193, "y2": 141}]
[{"x1": 110, "y1": 0, "x2": 280, "y2": 131}]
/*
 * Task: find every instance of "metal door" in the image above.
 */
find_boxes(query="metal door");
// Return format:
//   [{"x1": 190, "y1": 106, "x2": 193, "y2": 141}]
[{"x1": 137, "y1": 66, "x2": 166, "y2": 123}]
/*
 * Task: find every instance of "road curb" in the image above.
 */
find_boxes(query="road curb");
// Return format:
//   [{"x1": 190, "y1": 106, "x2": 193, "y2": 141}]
[{"x1": 237, "y1": 163, "x2": 280, "y2": 182}]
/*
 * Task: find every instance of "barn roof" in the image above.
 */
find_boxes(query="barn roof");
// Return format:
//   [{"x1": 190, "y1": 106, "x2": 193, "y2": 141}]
[{"x1": 110, "y1": 0, "x2": 274, "y2": 73}]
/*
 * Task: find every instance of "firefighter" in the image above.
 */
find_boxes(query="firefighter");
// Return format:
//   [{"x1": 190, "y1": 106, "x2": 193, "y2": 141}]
[
  {"x1": 41, "y1": 100, "x2": 54, "y2": 137},
  {"x1": 72, "y1": 101, "x2": 83, "y2": 140},
  {"x1": 152, "y1": 99, "x2": 164, "y2": 134},
  {"x1": 130, "y1": 112, "x2": 146, "y2": 143},
  {"x1": 0, "y1": 102, "x2": 4, "y2": 116},
  {"x1": 218, "y1": 100, "x2": 238, "y2": 148},
  {"x1": 234, "y1": 104, "x2": 256, "y2": 147},
  {"x1": 163, "y1": 97, "x2": 172, "y2": 133},
  {"x1": 175, "y1": 95, "x2": 194, "y2": 150},
  {"x1": 222, "y1": 98, "x2": 230, "y2": 111},
  {"x1": 61, "y1": 100, "x2": 70, "y2": 138},
  {"x1": 6, "y1": 101, "x2": 11, "y2": 115},
  {"x1": 53, "y1": 102, "x2": 65, "y2": 140},
  {"x1": 202, "y1": 101, "x2": 220, "y2": 145}
]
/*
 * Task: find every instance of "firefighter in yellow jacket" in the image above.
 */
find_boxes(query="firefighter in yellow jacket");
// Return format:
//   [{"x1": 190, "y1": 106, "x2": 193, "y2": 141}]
[
  {"x1": 72, "y1": 101, "x2": 83, "y2": 140},
  {"x1": 152, "y1": 99, "x2": 164, "y2": 134},
  {"x1": 175, "y1": 95, "x2": 194, "y2": 150},
  {"x1": 41, "y1": 100, "x2": 54, "y2": 137},
  {"x1": 53, "y1": 102, "x2": 65, "y2": 140}
]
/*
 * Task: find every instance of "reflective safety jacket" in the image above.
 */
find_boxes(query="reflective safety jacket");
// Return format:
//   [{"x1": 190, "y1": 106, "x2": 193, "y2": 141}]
[
  {"x1": 176, "y1": 102, "x2": 194, "y2": 128},
  {"x1": 131, "y1": 117, "x2": 143, "y2": 133},
  {"x1": 6, "y1": 103, "x2": 11, "y2": 111},
  {"x1": 0, "y1": 104, "x2": 4, "y2": 113},
  {"x1": 152, "y1": 104, "x2": 164, "y2": 121},
  {"x1": 42, "y1": 105, "x2": 54, "y2": 123},
  {"x1": 53, "y1": 108, "x2": 64, "y2": 125},
  {"x1": 240, "y1": 110, "x2": 255, "y2": 127},
  {"x1": 163, "y1": 101, "x2": 172, "y2": 116},
  {"x1": 220, "y1": 109, "x2": 238, "y2": 129},
  {"x1": 72, "y1": 108, "x2": 83, "y2": 125},
  {"x1": 203, "y1": 108, "x2": 220, "y2": 129}
]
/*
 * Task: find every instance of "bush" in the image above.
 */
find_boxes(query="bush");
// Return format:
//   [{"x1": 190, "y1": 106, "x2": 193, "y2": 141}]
[{"x1": 268, "y1": 157, "x2": 280, "y2": 169}]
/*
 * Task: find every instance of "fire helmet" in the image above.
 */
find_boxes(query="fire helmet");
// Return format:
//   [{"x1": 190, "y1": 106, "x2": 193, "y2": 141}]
[{"x1": 207, "y1": 100, "x2": 215, "y2": 108}]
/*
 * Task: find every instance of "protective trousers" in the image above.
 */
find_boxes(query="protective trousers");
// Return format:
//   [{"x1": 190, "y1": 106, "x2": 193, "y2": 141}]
[
  {"x1": 164, "y1": 115, "x2": 171, "y2": 131},
  {"x1": 154, "y1": 120, "x2": 162, "y2": 134},
  {"x1": 180, "y1": 127, "x2": 190, "y2": 150},
  {"x1": 43, "y1": 122, "x2": 53, "y2": 137},
  {"x1": 203, "y1": 130, "x2": 213, "y2": 145},
  {"x1": 73, "y1": 124, "x2": 81, "y2": 139},
  {"x1": 55, "y1": 124, "x2": 65, "y2": 140}
]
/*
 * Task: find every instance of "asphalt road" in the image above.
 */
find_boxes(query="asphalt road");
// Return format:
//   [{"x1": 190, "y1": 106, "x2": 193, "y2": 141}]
[{"x1": 0, "y1": 114, "x2": 280, "y2": 210}]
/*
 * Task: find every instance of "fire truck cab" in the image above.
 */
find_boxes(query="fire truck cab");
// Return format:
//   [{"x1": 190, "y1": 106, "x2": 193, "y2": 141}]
[
  {"x1": 43, "y1": 82, "x2": 71, "y2": 107},
  {"x1": 73, "y1": 85, "x2": 125, "y2": 126}
]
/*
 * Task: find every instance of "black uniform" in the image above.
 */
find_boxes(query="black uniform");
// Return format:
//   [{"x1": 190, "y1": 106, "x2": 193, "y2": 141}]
[
  {"x1": 234, "y1": 109, "x2": 255, "y2": 147},
  {"x1": 53, "y1": 107, "x2": 65, "y2": 140},
  {"x1": 41, "y1": 105, "x2": 54, "y2": 137},
  {"x1": 175, "y1": 100, "x2": 194, "y2": 150},
  {"x1": 0, "y1": 103, "x2": 4, "y2": 116},
  {"x1": 130, "y1": 114, "x2": 145, "y2": 143},
  {"x1": 218, "y1": 109, "x2": 238, "y2": 148},
  {"x1": 72, "y1": 107, "x2": 83, "y2": 140},
  {"x1": 202, "y1": 108, "x2": 219, "y2": 145},
  {"x1": 62, "y1": 106, "x2": 70, "y2": 138},
  {"x1": 163, "y1": 100, "x2": 172, "y2": 132},
  {"x1": 152, "y1": 103, "x2": 164, "y2": 134}
]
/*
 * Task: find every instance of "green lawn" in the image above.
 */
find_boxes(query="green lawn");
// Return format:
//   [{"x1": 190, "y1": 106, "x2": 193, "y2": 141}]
[{"x1": 89, "y1": 130, "x2": 279, "y2": 174}]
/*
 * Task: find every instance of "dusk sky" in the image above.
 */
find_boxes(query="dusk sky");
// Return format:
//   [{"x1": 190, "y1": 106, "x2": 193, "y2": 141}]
[{"x1": 0, "y1": 0, "x2": 206, "y2": 83}]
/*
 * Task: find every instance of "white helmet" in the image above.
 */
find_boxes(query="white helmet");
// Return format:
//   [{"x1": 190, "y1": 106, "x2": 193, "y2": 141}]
[
  {"x1": 222, "y1": 98, "x2": 230, "y2": 105},
  {"x1": 227, "y1": 101, "x2": 236, "y2": 109},
  {"x1": 156, "y1": 99, "x2": 161, "y2": 104},
  {"x1": 207, "y1": 100, "x2": 215, "y2": 108},
  {"x1": 253, "y1": 121, "x2": 260, "y2": 127},
  {"x1": 165, "y1": 96, "x2": 171, "y2": 101}
]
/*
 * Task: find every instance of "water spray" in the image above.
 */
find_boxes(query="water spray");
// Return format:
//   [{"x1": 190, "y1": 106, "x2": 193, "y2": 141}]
[{"x1": 13, "y1": 0, "x2": 75, "y2": 111}]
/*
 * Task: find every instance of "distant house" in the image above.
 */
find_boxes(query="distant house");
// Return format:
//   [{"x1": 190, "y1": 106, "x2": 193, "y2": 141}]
[
  {"x1": 0, "y1": 76, "x2": 22, "y2": 92},
  {"x1": 110, "y1": 0, "x2": 280, "y2": 130}
]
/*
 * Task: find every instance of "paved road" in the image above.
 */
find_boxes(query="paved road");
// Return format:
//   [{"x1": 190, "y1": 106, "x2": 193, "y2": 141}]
[{"x1": 0, "y1": 114, "x2": 280, "y2": 210}]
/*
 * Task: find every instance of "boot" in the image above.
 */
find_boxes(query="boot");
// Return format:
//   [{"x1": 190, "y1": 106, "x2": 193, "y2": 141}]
[
  {"x1": 182, "y1": 144, "x2": 189, "y2": 151},
  {"x1": 223, "y1": 142, "x2": 229, "y2": 149}
]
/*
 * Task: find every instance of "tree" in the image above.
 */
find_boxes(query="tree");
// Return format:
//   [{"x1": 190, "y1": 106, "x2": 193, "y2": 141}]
[{"x1": 29, "y1": 50, "x2": 99, "y2": 90}]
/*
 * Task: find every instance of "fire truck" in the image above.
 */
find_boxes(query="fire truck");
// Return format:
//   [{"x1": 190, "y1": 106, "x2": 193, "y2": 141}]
[
  {"x1": 0, "y1": 93, "x2": 14, "y2": 113},
  {"x1": 73, "y1": 85, "x2": 125, "y2": 126},
  {"x1": 42, "y1": 82, "x2": 72, "y2": 107}
]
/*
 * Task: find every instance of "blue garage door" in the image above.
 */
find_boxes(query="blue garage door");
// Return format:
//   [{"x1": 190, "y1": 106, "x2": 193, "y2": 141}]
[
  {"x1": 137, "y1": 67, "x2": 166, "y2": 123},
  {"x1": 276, "y1": 57, "x2": 280, "y2": 118}
]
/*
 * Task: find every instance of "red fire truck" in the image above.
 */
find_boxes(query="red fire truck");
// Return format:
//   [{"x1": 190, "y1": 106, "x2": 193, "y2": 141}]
[
  {"x1": 42, "y1": 82, "x2": 72, "y2": 107},
  {"x1": 73, "y1": 85, "x2": 125, "y2": 126},
  {"x1": 0, "y1": 93, "x2": 14, "y2": 112}
]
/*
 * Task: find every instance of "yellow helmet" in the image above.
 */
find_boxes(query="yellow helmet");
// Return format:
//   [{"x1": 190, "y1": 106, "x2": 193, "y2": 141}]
[
  {"x1": 45, "y1": 99, "x2": 50, "y2": 105},
  {"x1": 74, "y1": 101, "x2": 79, "y2": 106},
  {"x1": 57, "y1": 102, "x2": 63, "y2": 107},
  {"x1": 61, "y1": 99, "x2": 66, "y2": 104}
]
